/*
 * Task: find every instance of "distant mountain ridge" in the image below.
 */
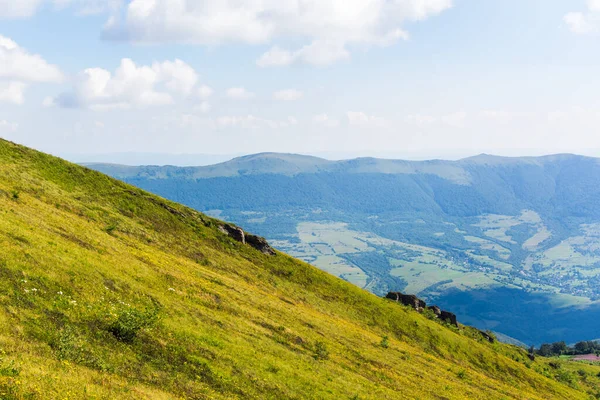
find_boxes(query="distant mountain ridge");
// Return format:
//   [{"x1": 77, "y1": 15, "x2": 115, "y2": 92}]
[
  {"x1": 86, "y1": 152, "x2": 598, "y2": 184},
  {"x1": 88, "y1": 151, "x2": 600, "y2": 344}
]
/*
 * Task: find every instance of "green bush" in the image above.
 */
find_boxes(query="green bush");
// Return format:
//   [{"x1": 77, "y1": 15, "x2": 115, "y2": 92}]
[
  {"x1": 380, "y1": 335, "x2": 389, "y2": 349},
  {"x1": 313, "y1": 341, "x2": 329, "y2": 360},
  {"x1": 108, "y1": 306, "x2": 159, "y2": 343}
]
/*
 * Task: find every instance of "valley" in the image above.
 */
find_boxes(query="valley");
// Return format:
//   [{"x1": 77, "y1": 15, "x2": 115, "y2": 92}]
[{"x1": 90, "y1": 153, "x2": 600, "y2": 344}]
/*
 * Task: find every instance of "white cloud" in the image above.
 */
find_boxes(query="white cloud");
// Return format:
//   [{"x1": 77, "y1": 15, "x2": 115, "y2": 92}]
[
  {"x1": 313, "y1": 113, "x2": 340, "y2": 128},
  {"x1": 440, "y1": 111, "x2": 467, "y2": 128},
  {"x1": 347, "y1": 111, "x2": 387, "y2": 127},
  {"x1": 197, "y1": 84, "x2": 213, "y2": 99},
  {"x1": 0, "y1": 0, "x2": 123, "y2": 18},
  {"x1": 102, "y1": 0, "x2": 452, "y2": 66},
  {"x1": 65, "y1": 0, "x2": 124, "y2": 16},
  {"x1": 273, "y1": 89, "x2": 303, "y2": 101},
  {"x1": 258, "y1": 41, "x2": 350, "y2": 67},
  {"x1": 404, "y1": 111, "x2": 466, "y2": 127},
  {"x1": 0, "y1": 35, "x2": 63, "y2": 82},
  {"x1": 153, "y1": 59, "x2": 198, "y2": 95},
  {"x1": 0, "y1": 81, "x2": 27, "y2": 104},
  {"x1": 0, "y1": 35, "x2": 62, "y2": 104},
  {"x1": 217, "y1": 115, "x2": 279, "y2": 129},
  {"x1": 590, "y1": 0, "x2": 600, "y2": 11},
  {"x1": 0, "y1": 0, "x2": 43, "y2": 18},
  {"x1": 565, "y1": 1, "x2": 600, "y2": 34},
  {"x1": 196, "y1": 101, "x2": 211, "y2": 113},
  {"x1": 256, "y1": 46, "x2": 295, "y2": 67},
  {"x1": 49, "y1": 58, "x2": 202, "y2": 110},
  {"x1": 404, "y1": 114, "x2": 437, "y2": 126},
  {"x1": 226, "y1": 87, "x2": 254, "y2": 100},
  {"x1": 0, "y1": 119, "x2": 18, "y2": 132},
  {"x1": 480, "y1": 110, "x2": 531, "y2": 122}
]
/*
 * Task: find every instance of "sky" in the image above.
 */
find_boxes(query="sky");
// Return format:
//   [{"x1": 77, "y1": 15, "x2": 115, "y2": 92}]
[{"x1": 1, "y1": 0, "x2": 600, "y2": 162}]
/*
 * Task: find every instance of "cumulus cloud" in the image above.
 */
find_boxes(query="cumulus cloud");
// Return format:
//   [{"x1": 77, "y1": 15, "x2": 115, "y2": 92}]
[
  {"x1": 226, "y1": 87, "x2": 254, "y2": 100},
  {"x1": 313, "y1": 113, "x2": 340, "y2": 128},
  {"x1": 347, "y1": 111, "x2": 387, "y2": 128},
  {"x1": 102, "y1": 0, "x2": 452, "y2": 66},
  {"x1": 0, "y1": 82, "x2": 27, "y2": 105},
  {"x1": 0, "y1": 35, "x2": 62, "y2": 104},
  {"x1": 49, "y1": 58, "x2": 202, "y2": 110},
  {"x1": 565, "y1": 1, "x2": 600, "y2": 34},
  {"x1": 273, "y1": 89, "x2": 303, "y2": 101},
  {"x1": 0, "y1": 35, "x2": 63, "y2": 82}
]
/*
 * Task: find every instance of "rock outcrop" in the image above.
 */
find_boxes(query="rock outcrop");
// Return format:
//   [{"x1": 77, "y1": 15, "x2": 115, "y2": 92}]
[
  {"x1": 386, "y1": 292, "x2": 426, "y2": 311},
  {"x1": 440, "y1": 310, "x2": 458, "y2": 327},
  {"x1": 477, "y1": 330, "x2": 495, "y2": 343},
  {"x1": 427, "y1": 305, "x2": 442, "y2": 317},
  {"x1": 220, "y1": 224, "x2": 245, "y2": 244},
  {"x1": 246, "y1": 234, "x2": 276, "y2": 256},
  {"x1": 219, "y1": 224, "x2": 276, "y2": 256},
  {"x1": 386, "y1": 292, "x2": 459, "y2": 327}
]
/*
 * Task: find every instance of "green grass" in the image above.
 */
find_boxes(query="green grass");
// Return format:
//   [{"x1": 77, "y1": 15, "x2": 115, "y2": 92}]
[{"x1": 0, "y1": 138, "x2": 599, "y2": 399}]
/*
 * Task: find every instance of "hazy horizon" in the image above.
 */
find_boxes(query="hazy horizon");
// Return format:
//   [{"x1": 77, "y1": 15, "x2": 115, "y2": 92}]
[{"x1": 62, "y1": 147, "x2": 600, "y2": 167}]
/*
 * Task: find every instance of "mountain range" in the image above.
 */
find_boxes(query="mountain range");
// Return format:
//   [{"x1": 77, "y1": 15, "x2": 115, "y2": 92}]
[{"x1": 88, "y1": 152, "x2": 600, "y2": 345}]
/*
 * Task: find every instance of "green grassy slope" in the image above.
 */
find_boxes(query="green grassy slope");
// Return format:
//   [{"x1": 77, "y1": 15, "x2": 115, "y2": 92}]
[{"x1": 0, "y1": 138, "x2": 598, "y2": 399}]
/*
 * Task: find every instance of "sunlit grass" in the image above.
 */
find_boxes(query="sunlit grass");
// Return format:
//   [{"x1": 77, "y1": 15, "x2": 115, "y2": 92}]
[{"x1": 0, "y1": 138, "x2": 599, "y2": 399}]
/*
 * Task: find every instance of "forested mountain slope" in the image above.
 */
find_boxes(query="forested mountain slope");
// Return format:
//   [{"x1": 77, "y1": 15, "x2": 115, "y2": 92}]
[{"x1": 89, "y1": 153, "x2": 600, "y2": 344}]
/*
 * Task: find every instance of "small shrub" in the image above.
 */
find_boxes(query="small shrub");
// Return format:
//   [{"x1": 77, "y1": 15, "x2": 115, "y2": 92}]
[
  {"x1": 555, "y1": 370, "x2": 575, "y2": 385},
  {"x1": 108, "y1": 306, "x2": 159, "y2": 343},
  {"x1": 457, "y1": 369, "x2": 467, "y2": 379},
  {"x1": 422, "y1": 308, "x2": 438, "y2": 321},
  {"x1": 380, "y1": 335, "x2": 389, "y2": 349},
  {"x1": 314, "y1": 341, "x2": 329, "y2": 360},
  {"x1": 10, "y1": 190, "x2": 19, "y2": 201},
  {"x1": 104, "y1": 223, "x2": 118, "y2": 235},
  {"x1": 0, "y1": 359, "x2": 19, "y2": 378},
  {"x1": 52, "y1": 327, "x2": 112, "y2": 372},
  {"x1": 549, "y1": 361, "x2": 561, "y2": 369},
  {"x1": 266, "y1": 365, "x2": 280, "y2": 374}
]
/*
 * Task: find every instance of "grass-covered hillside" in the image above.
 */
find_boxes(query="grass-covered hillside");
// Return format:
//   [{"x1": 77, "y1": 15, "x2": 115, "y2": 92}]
[
  {"x1": 89, "y1": 153, "x2": 600, "y2": 345},
  {"x1": 1, "y1": 138, "x2": 599, "y2": 399}
]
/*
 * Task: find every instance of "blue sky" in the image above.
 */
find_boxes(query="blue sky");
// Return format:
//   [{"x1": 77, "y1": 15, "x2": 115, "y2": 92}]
[{"x1": 1, "y1": 0, "x2": 600, "y2": 161}]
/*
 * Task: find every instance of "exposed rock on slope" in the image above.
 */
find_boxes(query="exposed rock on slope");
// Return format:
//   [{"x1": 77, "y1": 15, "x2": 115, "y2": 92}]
[
  {"x1": 219, "y1": 223, "x2": 276, "y2": 255},
  {"x1": 387, "y1": 291, "x2": 458, "y2": 327}
]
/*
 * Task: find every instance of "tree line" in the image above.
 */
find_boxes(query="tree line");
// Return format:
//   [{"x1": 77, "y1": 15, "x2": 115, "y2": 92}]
[{"x1": 533, "y1": 341, "x2": 600, "y2": 357}]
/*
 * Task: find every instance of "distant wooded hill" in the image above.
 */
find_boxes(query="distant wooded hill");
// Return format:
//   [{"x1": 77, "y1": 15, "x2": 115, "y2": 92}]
[{"x1": 88, "y1": 152, "x2": 600, "y2": 345}]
